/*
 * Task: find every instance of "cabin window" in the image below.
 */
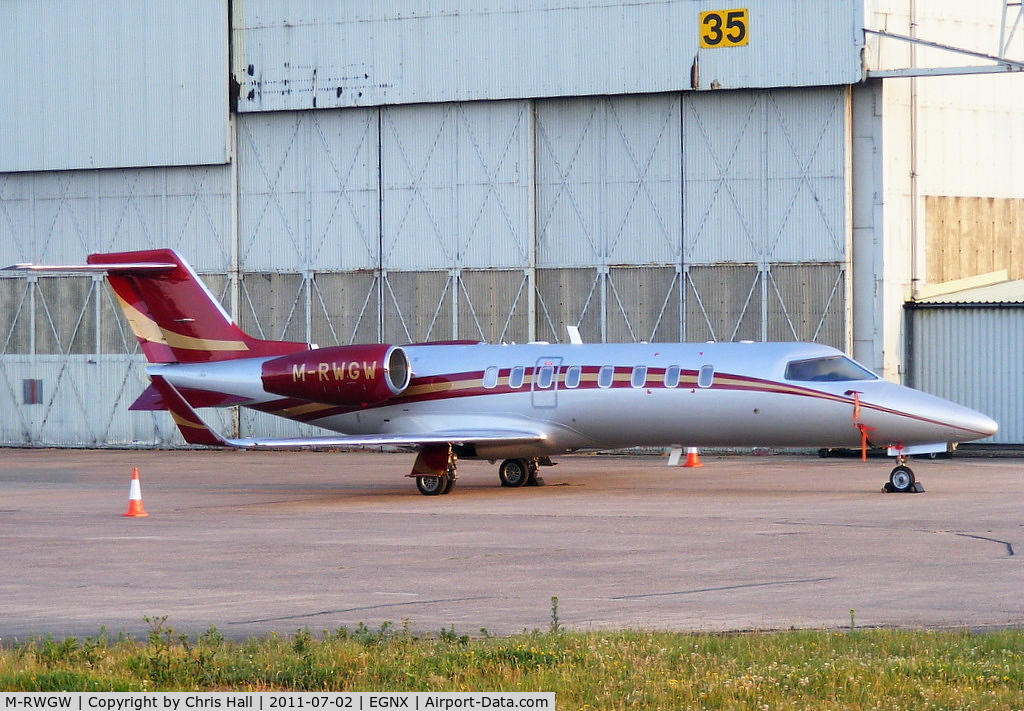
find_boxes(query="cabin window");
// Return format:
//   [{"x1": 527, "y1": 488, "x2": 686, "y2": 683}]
[
  {"x1": 509, "y1": 366, "x2": 525, "y2": 389},
  {"x1": 483, "y1": 366, "x2": 499, "y2": 389},
  {"x1": 631, "y1": 365, "x2": 648, "y2": 388},
  {"x1": 698, "y1": 364, "x2": 715, "y2": 389},
  {"x1": 598, "y1": 365, "x2": 614, "y2": 388},
  {"x1": 564, "y1": 365, "x2": 581, "y2": 388},
  {"x1": 785, "y1": 356, "x2": 877, "y2": 382},
  {"x1": 536, "y1": 365, "x2": 555, "y2": 389},
  {"x1": 663, "y1": 365, "x2": 680, "y2": 388}
]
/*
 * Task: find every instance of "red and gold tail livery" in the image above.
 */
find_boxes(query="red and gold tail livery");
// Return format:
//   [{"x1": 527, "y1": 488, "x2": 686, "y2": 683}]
[{"x1": 86, "y1": 249, "x2": 308, "y2": 364}]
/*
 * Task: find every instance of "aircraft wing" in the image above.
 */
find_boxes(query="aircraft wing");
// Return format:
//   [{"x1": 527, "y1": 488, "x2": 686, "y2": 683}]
[
  {"x1": 227, "y1": 430, "x2": 545, "y2": 450},
  {"x1": 149, "y1": 374, "x2": 544, "y2": 450}
]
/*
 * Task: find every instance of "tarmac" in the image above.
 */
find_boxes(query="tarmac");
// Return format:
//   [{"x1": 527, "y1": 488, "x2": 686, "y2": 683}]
[{"x1": 1, "y1": 448, "x2": 1022, "y2": 641}]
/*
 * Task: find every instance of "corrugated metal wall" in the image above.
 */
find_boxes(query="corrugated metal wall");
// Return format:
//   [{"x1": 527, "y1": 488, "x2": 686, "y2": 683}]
[
  {"x1": 907, "y1": 306, "x2": 1019, "y2": 443},
  {"x1": 0, "y1": 0, "x2": 229, "y2": 172},
  {"x1": 0, "y1": 164, "x2": 236, "y2": 445},
  {"x1": 0, "y1": 87, "x2": 850, "y2": 445},
  {"x1": 0, "y1": 167, "x2": 234, "y2": 269}
]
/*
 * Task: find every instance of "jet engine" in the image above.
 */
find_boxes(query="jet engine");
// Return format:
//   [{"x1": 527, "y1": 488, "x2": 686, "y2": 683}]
[{"x1": 261, "y1": 344, "x2": 411, "y2": 406}]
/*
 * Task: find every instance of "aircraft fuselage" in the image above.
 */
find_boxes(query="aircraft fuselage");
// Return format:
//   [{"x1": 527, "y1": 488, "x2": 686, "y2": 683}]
[{"x1": 149, "y1": 340, "x2": 996, "y2": 460}]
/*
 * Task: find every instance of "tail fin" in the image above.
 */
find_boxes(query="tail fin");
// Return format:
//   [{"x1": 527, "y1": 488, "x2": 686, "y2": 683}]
[{"x1": 88, "y1": 249, "x2": 308, "y2": 363}]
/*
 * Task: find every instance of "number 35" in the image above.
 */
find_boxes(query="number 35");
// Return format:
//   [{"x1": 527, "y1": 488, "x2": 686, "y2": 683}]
[{"x1": 700, "y1": 9, "x2": 749, "y2": 48}]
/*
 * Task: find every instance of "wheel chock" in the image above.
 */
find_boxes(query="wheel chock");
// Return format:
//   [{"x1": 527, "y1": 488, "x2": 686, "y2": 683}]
[{"x1": 882, "y1": 482, "x2": 925, "y2": 493}]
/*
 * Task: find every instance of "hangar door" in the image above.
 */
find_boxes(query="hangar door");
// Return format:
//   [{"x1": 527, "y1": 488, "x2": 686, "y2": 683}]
[
  {"x1": 534, "y1": 87, "x2": 848, "y2": 345},
  {"x1": 234, "y1": 86, "x2": 849, "y2": 349}
]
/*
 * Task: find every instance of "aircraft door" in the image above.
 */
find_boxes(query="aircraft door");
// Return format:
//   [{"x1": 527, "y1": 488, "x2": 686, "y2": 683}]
[{"x1": 531, "y1": 357, "x2": 562, "y2": 409}]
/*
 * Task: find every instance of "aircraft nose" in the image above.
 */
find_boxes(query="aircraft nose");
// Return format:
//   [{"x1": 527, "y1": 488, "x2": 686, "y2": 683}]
[
  {"x1": 937, "y1": 398, "x2": 999, "y2": 442},
  {"x1": 960, "y1": 408, "x2": 998, "y2": 440},
  {"x1": 869, "y1": 383, "x2": 998, "y2": 444}
]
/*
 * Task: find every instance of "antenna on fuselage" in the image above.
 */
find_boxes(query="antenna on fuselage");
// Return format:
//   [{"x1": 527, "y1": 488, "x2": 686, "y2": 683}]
[{"x1": 566, "y1": 325, "x2": 583, "y2": 344}]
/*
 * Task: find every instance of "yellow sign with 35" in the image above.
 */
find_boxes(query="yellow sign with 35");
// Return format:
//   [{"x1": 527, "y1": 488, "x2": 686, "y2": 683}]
[{"x1": 699, "y1": 9, "x2": 749, "y2": 48}]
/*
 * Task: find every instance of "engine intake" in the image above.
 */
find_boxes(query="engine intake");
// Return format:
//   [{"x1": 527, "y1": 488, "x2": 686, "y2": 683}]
[{"x1": 262, "y1": 344, "x2": 411, "y2": 406}]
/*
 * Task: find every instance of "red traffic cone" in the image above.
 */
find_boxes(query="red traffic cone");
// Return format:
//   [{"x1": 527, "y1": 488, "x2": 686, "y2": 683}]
[
  {"x1": 683, "y1": 447, "x2": 704, "y2": 468},
  {"x1": 123, "y1": 467, "x2": 149, "y2": 517}
]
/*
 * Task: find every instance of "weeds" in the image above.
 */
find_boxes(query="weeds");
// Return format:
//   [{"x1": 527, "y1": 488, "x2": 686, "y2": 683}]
[{"x1": 1, "y1": 620, "x2": 1023, "y2": 708}]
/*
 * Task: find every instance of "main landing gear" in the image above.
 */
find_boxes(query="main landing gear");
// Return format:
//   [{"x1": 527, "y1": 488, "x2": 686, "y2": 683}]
[
  {"x1": 409, "y1": 445, "x2": 458, "y2": 496},
  {"x1": 414, "y1": 467, "x2": 456, "y2": 496},
  {"x1": 498, "y1": 458, "x2": 546, "y2": 488},
  {"x1": 408, "y1": 447, "x2": 552, "y2": 495}
]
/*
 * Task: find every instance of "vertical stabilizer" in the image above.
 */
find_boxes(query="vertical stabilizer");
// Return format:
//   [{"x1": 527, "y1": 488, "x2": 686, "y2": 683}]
[{"x1": 88, "y1": 249, "x2": 309, "y2": 363}]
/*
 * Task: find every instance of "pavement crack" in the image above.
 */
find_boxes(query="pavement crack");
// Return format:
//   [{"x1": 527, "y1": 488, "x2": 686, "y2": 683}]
[
  {"x1": 612, "y1": 577, "x2": 835, "y2": 601},
  {"x1": 954, "y1": 533, "x2": 1015, "y2": 557},
  {"x1": 778, "y1": 521, "x2": 1016, "y2": 557},
  {"x1": 229, "y1": 595, "x2": 492, "y2": 625}
]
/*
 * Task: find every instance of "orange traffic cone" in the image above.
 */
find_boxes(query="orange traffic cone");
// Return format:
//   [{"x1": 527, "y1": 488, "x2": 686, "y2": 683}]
[
  {"x1": 683, "y1": 447, "x2": 703, "y2": 468},
  {"x1": 123, "y1": 467, "x2": 149, "y2": 517}
]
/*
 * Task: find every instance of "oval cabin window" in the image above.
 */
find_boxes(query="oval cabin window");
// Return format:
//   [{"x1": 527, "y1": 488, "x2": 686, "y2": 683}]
[
  {"x1": 698, "y1": 364, "x2": 714, "y2": 389},
  {"x1": 631, "y1": 365, "x2": 648, "y2": 388},
  {"x1": 564, "y1": 365, "x2": 581, "y2": 388},
  {"x1": 509, "y1": 366, "x2": 525, "y2": 389},
  {"x1": 483, "y1": 366, "x2": 499, "y2": 389},
  {"x1": 664, "y1": 365, "x2": 680, "y2": 388},
  {"x1": 536, "y1": 365, "x2": 555, "y2": 389}
]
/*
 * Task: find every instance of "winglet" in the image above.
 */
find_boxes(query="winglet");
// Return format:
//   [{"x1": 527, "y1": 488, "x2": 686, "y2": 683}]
[{"x1": 148, "y1": 375, "x2": 230, "y2": 447}]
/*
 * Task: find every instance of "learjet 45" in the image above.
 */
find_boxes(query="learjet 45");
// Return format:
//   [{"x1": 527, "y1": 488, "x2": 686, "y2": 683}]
[{"x1": 7, "y1": 249, "x2": 998, "y2": 495}]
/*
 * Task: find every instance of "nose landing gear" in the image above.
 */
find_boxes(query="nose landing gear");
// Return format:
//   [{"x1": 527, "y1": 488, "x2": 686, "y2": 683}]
[{"x1": 884, "y1": 455, "x2": 925, "y2": 493}]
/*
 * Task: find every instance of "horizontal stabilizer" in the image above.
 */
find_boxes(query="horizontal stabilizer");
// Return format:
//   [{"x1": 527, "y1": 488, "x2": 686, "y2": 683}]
[
  {"x1": 130, "y1": 384, "x2": 250, "y2": 411},
  {"x1": 129, "y1": 384, "x2": 166, "y2": 411},
  {"x1": 4, "y1": 262, "x2": 176, "y2": 274}
]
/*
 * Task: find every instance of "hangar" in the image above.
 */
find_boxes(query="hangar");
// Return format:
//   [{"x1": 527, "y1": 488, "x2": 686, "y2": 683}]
[{"x1": 0, "y1": 0, "x2": 1022, "y2": 445}]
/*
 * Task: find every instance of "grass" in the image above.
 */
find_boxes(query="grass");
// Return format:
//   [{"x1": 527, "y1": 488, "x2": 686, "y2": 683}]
[{"x1": 1, "y1": 615, "x2": 1024, "y2": 709}]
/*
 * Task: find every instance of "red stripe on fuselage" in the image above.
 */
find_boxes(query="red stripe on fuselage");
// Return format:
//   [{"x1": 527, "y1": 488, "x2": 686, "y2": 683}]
[
  {"x1": 248, "y1": 366, "x2": 850, "y2": 422},
  {"x1": 242, "y1": 364, "x2": 982, "y2": 437}
]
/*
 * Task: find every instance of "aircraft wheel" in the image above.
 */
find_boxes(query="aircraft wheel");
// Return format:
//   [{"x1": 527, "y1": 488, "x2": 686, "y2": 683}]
[
  {"x1": 888, "y1": 465, "x2": 916, "y2": 493},
  {"x1": 416, "y1": 475, "x2": 447, "y2": 496},
  {"x1": 441, "y1": 468, "x2": 457, "y2": 495},
  {"x1": 499, "y1": 458, "x2": 531, "y2": 488}
]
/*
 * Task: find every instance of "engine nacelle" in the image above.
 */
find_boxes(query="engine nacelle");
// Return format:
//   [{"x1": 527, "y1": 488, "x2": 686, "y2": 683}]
[{"x1": 261, "y1": 344, "x2": 411, "y2": 406}]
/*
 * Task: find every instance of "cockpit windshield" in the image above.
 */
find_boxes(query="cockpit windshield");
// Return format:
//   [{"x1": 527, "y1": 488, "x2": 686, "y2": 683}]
[{"x1": 784, "y1": 356, "x2": 877, "y2": 382}]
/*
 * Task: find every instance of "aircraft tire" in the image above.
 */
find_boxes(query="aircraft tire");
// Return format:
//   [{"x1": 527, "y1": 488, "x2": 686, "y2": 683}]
[
  {"x1": 441, "y1": 469, "x2": 457, "y2": 494},
  {"x1": 416, "y1": 475, "x2": 447, "y2": 496},
  {"x1": 499, "y1": 458, "x2": 530, "y2": 488},
  {"x1": 888, "y1": 465, "x2": 916, "y2": 493}
]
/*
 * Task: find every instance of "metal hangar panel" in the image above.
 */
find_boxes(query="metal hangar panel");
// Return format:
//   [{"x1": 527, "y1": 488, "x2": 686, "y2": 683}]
[
  {"x1": 0, "y1": 0, "x2": 230, "y2": 172},
  {"x1": 234, "y1": 0, "x2": 864, "y2": 109}
]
